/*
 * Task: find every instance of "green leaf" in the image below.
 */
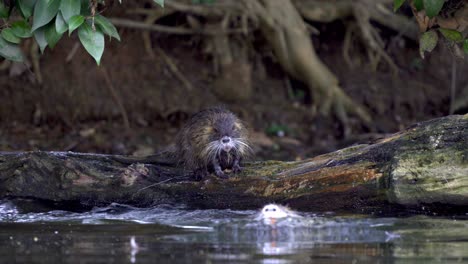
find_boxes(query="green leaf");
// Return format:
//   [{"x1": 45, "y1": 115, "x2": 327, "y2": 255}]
[
  {"x1": 423, "y1": 0, "x2": 444, "y2": 18},
  {"x1": 0, "y1": 2, "x2": 9, "y2": 18},
  {"x1": 0, "y1": 36, "x2": 24, "y2": 61},
  {"x1": 1, "y1": 29, "x2": 21, "y2": 44},
  {"x1": 55, "y1": 12, "x2": 68, "y2": 34},
  {"x1": 463, "y1": 39, "x2": 468, "y2": 54},
  {"x1": 419, "y1": 30, "x2": 438, "y2": 58},
  {"x1": 393, "y1": 0, "x2": 406, "y2": 12},
  {"x1": 414, "y1": 0, "x2": 424, "y2": 11},
  {"x1": 17, "y1": 0, "x2": 37, "y2": 19},
  {"x1": 80, "y1": 0, "x2": 90, "y2": 16},
  {"x1": 78, "y1": 22, "x2": 105, "y2": 65},
  {"x1": 94, "y1": 15, "x2": 120, "y2": 41},
  {"x1": 31, "y1": 0, "x2": 61, "y2": 31},
  {"x1": 438, "y1": 28, "x2": 463, "y2": 43},
  {"x1": 68, "y1": 15, "x2": 85, "y2": 35},
  {"x1": 45, "y1": 21, "x2": 63, "y2": 49},
  {"x1": 11, "y1": 21, "x2": 33, "y2": 38},
  {"x1": 153, "y1": 0, "x2": 164, "y2": 7},
  {"x1": 59, "y1": 0, "x2": 81, "y2": 22},
  {"x1": 33, "y1": 27, "x2": 48, "y2": 53}
]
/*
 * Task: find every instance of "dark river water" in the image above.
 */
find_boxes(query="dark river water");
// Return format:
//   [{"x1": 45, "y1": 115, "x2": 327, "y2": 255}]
[{"x1": 0, "y1": 200, "x2": 467, "y2": 264}]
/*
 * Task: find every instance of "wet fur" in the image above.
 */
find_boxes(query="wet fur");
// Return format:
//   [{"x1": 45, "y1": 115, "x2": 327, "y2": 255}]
[{"x1": 175, "y1": 107, "x2": 250, "y2": 179}]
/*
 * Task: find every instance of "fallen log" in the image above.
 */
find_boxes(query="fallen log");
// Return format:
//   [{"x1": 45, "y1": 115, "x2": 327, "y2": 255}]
[{"x1": 0, "y1": 114, "x2": 466, "y2": 214}]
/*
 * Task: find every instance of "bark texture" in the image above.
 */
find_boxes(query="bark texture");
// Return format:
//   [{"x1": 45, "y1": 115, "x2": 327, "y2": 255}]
[{"x1": 0, "y1": 114, "x2": 466, "y2": 214}]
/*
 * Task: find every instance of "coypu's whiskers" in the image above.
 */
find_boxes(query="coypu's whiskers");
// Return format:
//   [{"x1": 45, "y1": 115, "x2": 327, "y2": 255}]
[
  {"x1": 233, "y1": 138, "x2": 253, "y2": 154},
  {"x1": 202, "y1": 141, "x2": 219, "y2": 163}
]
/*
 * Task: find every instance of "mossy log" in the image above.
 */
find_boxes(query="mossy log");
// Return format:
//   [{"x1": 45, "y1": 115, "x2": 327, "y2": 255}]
[{"x1": 0, "y1": 115, "x2": 466, "y2": 214}]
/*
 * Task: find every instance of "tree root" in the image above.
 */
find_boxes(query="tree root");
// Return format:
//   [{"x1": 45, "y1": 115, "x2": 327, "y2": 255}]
[
  {"x1": 353, "y1": 1, "x2": 399, "y2": 75},
  {"x1": 243, "y1": 0, "x2": 372, "y2": 128},
  {"x1": 293, "y1": 0, "x2": 418, "y2": 41},
  {"x1": 111, "y1": 0, "x2": 424, "y2": 129}
]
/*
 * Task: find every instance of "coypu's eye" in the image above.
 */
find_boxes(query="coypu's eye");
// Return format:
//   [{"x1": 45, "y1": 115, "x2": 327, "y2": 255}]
[{"x1": 213, "y1": 127, "x2": 218, "y2": 133}]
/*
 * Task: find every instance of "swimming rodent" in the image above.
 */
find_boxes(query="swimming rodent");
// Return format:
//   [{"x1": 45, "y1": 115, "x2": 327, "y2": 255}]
[
  {"x1": 256, "y1": 204, "x2": 302, "y2": 225},
  {"x1": 114, "y1": 107, "x2": 250, "y2": 179}
]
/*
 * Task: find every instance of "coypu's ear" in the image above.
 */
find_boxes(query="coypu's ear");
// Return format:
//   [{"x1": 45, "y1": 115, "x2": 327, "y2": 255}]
[{"x1": 234, "y1": 121, "x2": 243, "y2": 131}]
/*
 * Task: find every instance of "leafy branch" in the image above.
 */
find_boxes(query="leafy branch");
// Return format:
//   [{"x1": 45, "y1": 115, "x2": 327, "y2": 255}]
[
  {"x1": 394, "y1": 0, "x2": 468, "y2": 58},
  {"x1": 0, "y1": 0, "x2": 164, "y2": 64}
]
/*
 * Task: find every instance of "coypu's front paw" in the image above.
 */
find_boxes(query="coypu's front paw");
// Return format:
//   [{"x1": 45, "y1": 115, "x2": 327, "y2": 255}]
[
  {"x1": 232, "y1": 164, "x2": 242, "y2": 174},
  {"x1": 214, "y1": 168, "x2": 228, "y2": 179}
]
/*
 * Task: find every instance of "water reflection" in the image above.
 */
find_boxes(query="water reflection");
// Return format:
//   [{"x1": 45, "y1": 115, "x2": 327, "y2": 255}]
[{"x1": 0, "y1": 200, "x2": 467, "y2": 263}]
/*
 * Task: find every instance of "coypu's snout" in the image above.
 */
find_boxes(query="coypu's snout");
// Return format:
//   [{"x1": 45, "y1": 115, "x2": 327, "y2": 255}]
[
  {"x1": 261, "y1": 204, "x2": 289, "y2": 219},
  {"x1": 220, "y1": 136, "x2": 234, "y2": 152}
]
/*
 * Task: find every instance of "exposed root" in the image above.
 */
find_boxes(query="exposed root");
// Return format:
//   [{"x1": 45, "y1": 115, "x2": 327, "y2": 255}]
[
  {"x1": 243, "y1": 0, "x2": 372, "y2": 127},
  {"x1": 294, "y1": 0, "x2": 418, "y2": 41},
  {"x1": 115, "y1": 0, "x2": 427, "y2": 128},
  {"x1": 353, "y1": 2, "x2": 399, "y2": 75}
]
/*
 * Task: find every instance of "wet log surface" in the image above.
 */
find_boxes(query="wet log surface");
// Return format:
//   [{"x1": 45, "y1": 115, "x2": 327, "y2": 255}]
[{"x1": 0, "y1": 114, "x2": 466, "y2": 214}]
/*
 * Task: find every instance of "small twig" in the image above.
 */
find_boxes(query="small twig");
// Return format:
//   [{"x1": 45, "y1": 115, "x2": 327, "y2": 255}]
[
  {"x1": 66, "y1": 43, "x2": 80, "y2": 62},
  {"x1": 100, "y1": 66, "x2": 131, "y2": 130},
  {"x1": 449, "y1": 58, "x2": 457, "y2": 114},
  {"x1": 135, "y1": 175, "x2": 189, "y2": 193},
  {"x1": 141, "y1": 15, "x2": 194, "y2": 91},
  {"x1": 30, "y1": 41, "x2": 42, "y2": 84},
  {"x1": 127, "y1": 8, "x2": 168, "y2": 15},
  {"x1": 283, "y1": 76, "x2": 294, "y2": 101},
  {"x1": 142, "y1": 15, "x2": 158, "y2": 59},
  {"x1": 90, "y1": 0, "x2": 97, "y2": 31},
  {"x1": 109, "y1": 18, "x2": 250, "y2": 35},
  {"x1": 64, "y1": 140, "x2": 81, "y2": 152},
  {"x1": 342, "y1": 23, "x2": 355, "y2": 67},
  {"x1": 241, "y1": 14, "x2": 249, "y2": 35},
  {"x1": 165, "y1": 0, "x2": 242, "y2": 16},
  {"x1": 156, "y1": 46, "x2": 194, "y2": 91}
]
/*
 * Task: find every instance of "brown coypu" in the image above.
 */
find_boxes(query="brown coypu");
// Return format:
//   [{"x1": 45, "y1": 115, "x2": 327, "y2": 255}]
[
  {"x1": 114, "y1": 107, "x2": 250, "y2": 179},
  {"x1": 175, "y1": 107, "x2": 250, "y2": 179}
]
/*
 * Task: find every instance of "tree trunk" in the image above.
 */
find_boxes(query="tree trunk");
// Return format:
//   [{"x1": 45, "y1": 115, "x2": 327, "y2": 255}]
[{"x1": 0, "y1": 114, "x2": 466, "y2": 214}]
